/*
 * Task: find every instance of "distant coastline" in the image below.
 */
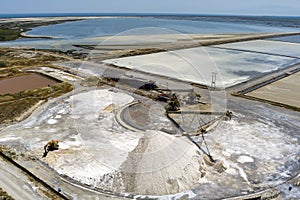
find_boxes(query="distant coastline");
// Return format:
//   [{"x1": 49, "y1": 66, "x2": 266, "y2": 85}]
[
  {"x1": 0, "y1": 13, "x2": 299, "y2": 43},
  {"x1": 1, "y1": 13, "x2": 300, "y2": 19},
  {"x1": 1, "y1": 13, "x2": 299, "y2": 30}
]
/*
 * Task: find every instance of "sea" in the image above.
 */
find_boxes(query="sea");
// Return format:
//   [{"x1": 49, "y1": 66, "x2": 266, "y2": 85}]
[{"x1": 1, "y1": 13, "x2": 300, "y2": 43}]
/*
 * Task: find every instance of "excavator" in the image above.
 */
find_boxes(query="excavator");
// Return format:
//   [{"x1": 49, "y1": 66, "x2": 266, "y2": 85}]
[{"x1": 42, "y1": 140, "x2": 59, "y2": 158}]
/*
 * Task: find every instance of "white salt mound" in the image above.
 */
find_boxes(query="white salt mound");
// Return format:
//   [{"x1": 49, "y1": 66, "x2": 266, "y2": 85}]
[
  {"x1": 237, "y1": 155, "x2": 254, "y2": 164},
  {"x1": 47, "y1": 118, "x2": 58, "y2": 125},
  {"x1": 119, "y1": 130, "x2": 206, "y2": 195}
]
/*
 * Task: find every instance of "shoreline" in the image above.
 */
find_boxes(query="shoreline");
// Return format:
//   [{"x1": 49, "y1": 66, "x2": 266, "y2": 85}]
[
  {"x1": 19, "y1": 31, "x2": 57, "y2": 39},
  {"x1": 0, "y1": 16, "x2": 125, "y2": 23},
  {"x1": 1, "y1": 15, "x2": 300, "y2": 43},
  {"x1": 0, "y1": 16, "x2": 138, "y2": 41}
]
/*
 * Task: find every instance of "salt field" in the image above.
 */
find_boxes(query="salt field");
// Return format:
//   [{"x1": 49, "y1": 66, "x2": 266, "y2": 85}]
[
  {"x1": 269, "y1": 35, "x2": 300, "y2": 44},
  {"x1": 217, "y1": 40, "x2": 300, "y2": 58},
  {"x1": 103, "y1": 46, "x2": 300, "y2": 87}
]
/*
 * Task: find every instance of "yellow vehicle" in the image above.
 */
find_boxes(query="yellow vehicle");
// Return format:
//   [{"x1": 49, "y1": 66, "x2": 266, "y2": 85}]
[{"x1": 42, "y1": 140, "x2": 59, "y2": 158}]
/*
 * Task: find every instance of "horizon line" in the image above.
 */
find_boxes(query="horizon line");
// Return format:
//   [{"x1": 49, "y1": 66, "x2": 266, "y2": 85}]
[{"x1": 0, "y1": 12, "x2": 299, "y2": 18}]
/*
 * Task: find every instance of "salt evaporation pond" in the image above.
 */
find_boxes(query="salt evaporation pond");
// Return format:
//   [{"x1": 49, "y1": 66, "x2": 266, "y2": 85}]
[
  {"x1": 218, "y1": 40, "x2": 300, "y2": 58},
  {"x1": 269, "y1": 35, "x2": 300, "y2": 44},
  {"x1": 103, "y1": 46, "x2": 300, "y2": 87}
]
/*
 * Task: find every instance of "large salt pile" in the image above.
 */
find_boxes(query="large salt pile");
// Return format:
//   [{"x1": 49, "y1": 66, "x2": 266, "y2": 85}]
[
  {"x1": 118, "y1": 130, "x2": 206, "y2": 195},
  {"x1": 35, "y1": 89, "x2": 207, "y2": 196}
]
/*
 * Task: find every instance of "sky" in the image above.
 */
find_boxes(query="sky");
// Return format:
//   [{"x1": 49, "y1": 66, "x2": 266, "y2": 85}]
[{"x1": 1, "y1": 0, "x2": 300, "y2": 16}]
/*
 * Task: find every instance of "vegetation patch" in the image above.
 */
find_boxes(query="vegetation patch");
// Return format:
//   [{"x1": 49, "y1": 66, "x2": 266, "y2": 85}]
[
  {"x1": 119, "y1": 48, "x2": 166, "y2": 58},
  {"x1": 0, "y1": 48, "x2": 75, "y2": 124},
  {"x1": 80, "y1": 76, "x2": 103, "y2": 87},
  {"x1": 0, "y1": 18, "x2": 81, "y2": 42},
  {"x1": 0, "y1": 82, "x2": 74, "y2": 124},
  {"x1": 0, "y1": 145, "x2": 18, "y2": 160},
  {"x1": 0, "y1": 48, "x2": 67, "y2": 69},
  {"x1": 0, "y1": 29, "x2": 20, "y2": 41},
  {"x1": 0, "y1": 187, "x2": 14, "y2": 200},
  {"x1": 0, "y1": 61, "x2": 6, "y2": 68}
]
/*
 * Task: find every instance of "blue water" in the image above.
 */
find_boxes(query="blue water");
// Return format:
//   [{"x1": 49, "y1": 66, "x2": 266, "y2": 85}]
[
  {"x1": 25, "y1": 17, "x2": 298, "y2": 39},
  {"x1": 268, "y1": 35, "x2": 300, "y2": 43},
  {"x1": 0, "y1": 14, "x2": 299, "y2": 50}
]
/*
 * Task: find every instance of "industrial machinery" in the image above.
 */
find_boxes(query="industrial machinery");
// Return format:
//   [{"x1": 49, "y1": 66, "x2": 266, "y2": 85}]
[{"x1": 42, "y1": 140, "x2": 59, "y2": 158}]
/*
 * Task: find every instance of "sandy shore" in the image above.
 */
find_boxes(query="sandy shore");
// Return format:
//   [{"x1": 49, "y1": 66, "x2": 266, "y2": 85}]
[
  {"x1": 19, "y1": 31, "x2": 57, "y2": 39},
  {"x1": 82, "y1": 32, "x2": 300, "y2": 49},
  {"x1": 0, "y1": 16, "x2": 122, "y2": 23}
]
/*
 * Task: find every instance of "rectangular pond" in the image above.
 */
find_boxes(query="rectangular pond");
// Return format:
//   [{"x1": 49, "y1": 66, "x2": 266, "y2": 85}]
[
  {"x1": 102, "y1": 46, "x2": 299, "y2": 88},
  {"x1": 268, "y1": 35, "x2": 300, "y2": 44},
  {"x1": 216, "y1": 40, "x2": 300, "y2": 58}
]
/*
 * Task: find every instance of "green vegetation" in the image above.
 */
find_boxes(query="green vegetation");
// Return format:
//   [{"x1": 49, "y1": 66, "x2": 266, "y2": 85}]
[
  {"x1": 0, "y1": 82, "x2": 74, "y2": 124},
  {"x1": 80, "y1": 76, "x2": 103, "y2": 87},
  {"x1": 0, "y1": 48, "x2": 69, "y2": 81},
  {"x1": 0, "y1": 145, "x2": 18, "y2": 160},
  {"x1": 0, "y1": 48, "x2": 67, "y2": 69},
  {"x1": 0, "y1": 48, "x2": 75, "y2": 124},
  {"x1": 0, "y1": 18, "x2": 81, "y2": 42},
  {"x1": 0, "y1": 29, "x2": 20, "y2": 41},
  {"x1": 0, "y1": 187, "x2": 14, "y2": 200},
  {"x1": 119, "y1": 48, "x2": 166, "y2": 58},
  {"x1": 0, "y1": 61, "x2": 6, "y2": 68}
]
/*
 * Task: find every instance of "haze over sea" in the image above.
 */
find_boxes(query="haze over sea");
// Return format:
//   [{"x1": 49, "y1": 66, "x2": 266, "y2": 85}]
[
  {"x1": 26, "y1": 16, "x2": 300, "y2": 38},
  {"x1": 1, "y1": 14, "x2": 300, "y2": 41}
]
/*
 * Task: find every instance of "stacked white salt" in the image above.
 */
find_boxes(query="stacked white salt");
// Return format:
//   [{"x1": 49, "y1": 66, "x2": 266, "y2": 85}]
[{"x1": 119, "y1": 130, "x2": 206, "y2": 195}]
